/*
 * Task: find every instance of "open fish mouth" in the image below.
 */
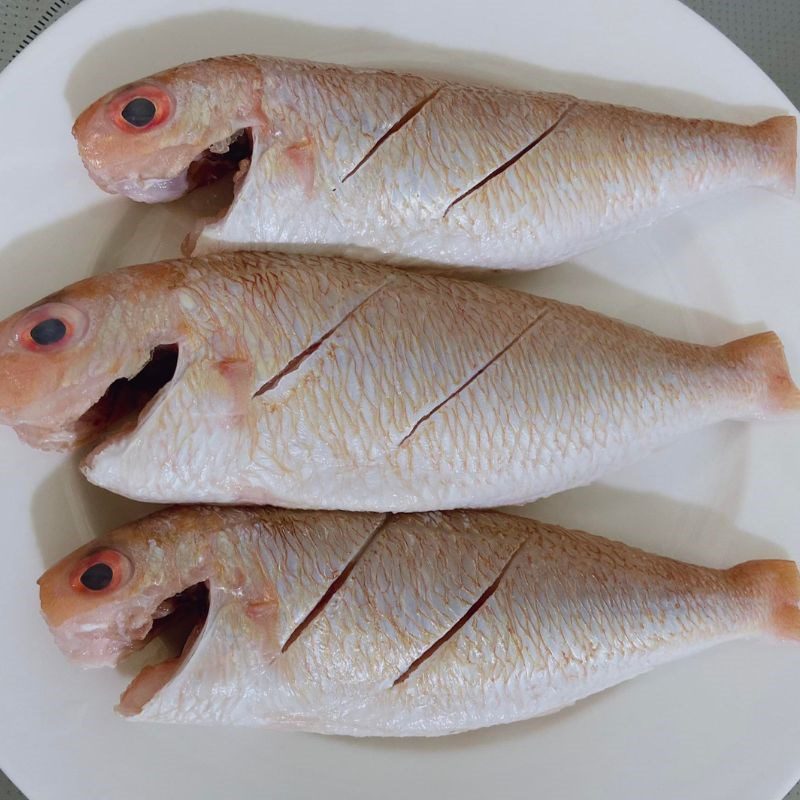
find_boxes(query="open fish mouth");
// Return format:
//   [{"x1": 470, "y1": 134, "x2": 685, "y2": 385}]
[
  {"x1": 7, "y1": 343, "x2": 181, "y2": 451},
  {"x1": 117, "y1": 581, "x2": 210, "y2": 717},
  {"x1": 72, "y1": 343, "x2": 181, "y2": 448},
  {"x1": 109, "y1": 127, "x2": 254, "y2": 207},
  {"x1": 179, "y1": 128, "x2": 255, "y2": 254},
  {"x1": 186, "y1": 128, "x2": 253, "y2": 195}
]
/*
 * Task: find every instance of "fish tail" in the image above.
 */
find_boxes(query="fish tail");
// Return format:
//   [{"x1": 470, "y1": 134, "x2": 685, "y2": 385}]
[
  {"x1": 752, "y1": 115, "x2": 797, "y2": 195},
  {"x1": 728, "y1": 559, "x2": 800, "y2": 640},
  {"x1": 722, "y1": 331, "x2": 800, "y2": 415}
]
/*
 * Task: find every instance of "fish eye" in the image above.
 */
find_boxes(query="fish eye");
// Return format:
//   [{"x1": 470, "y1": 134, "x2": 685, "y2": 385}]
[
  {"x1": 16, "y1": 302, "x2": 87, "y2": 353},
  {"x1": 121, "y1": 97, "x2": 156, "y2": 127},
  {"x1": 30, "y1": 318, "x2": 67, "y2": 346},
  {"x1": 111, "y1": 85, "x2": 172, "y2": 132},
  {"x1": 70, "y1": 549, "x2": 132, "y2": 594},
  {"x1": 80, "y1": 562, "x2": 114, "y2": 591}
]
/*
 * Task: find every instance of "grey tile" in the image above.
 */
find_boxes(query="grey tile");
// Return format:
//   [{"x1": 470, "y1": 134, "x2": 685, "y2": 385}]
[
  {"x1": 683, "y1": 0, "x2": 800, "y2": 107},
  {"x1": 0, "y1": 773, "x2": 25, "y2": 800}
]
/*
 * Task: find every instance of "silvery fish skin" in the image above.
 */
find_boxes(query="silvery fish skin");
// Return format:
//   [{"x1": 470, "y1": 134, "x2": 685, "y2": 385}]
[
  {"x1": 0, "y1": 252, "x2": 796, "y2": 510},
  {"x1": 72, "y1": 55, "x2": 797, "y2": 270},
  {"x1": 38, "y1": 506, "x2": 800, "y2": 735}
]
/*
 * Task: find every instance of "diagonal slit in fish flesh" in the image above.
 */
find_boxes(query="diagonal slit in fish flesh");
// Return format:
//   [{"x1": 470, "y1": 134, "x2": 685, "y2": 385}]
[
  {"x1": 253, "y1": 280, "x2": 393, "y2": 397},
  {"x1": 397, "y1": 309, "x2": 549, "y2": 447},
  {"x1": 392, "y1": 534, "x2": 530, "y2": 686},
  {"x1": 280, "y1": 515, "x2": 392, "y2": 652},
  {"x1": 341, "y1": 87, "x2": 442, "y2": 182},
  {"x1": 442, "y1": 102, "x2": 576, "y2": 218}
]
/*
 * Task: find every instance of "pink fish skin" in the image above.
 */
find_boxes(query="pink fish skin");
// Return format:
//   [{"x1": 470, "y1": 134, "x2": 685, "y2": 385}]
[
  {"x1": 0, "y1": 252, "x2": 797, "y2": 510},
  {"x1": 72, "y1": 55, "x2": 797, "y2": 270},
  {"x1": 38, "y1": 506, "x2": 800, "y2": 735}
]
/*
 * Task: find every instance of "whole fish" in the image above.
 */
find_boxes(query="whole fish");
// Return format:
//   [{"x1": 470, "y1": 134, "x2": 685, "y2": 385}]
[
  {"x1": 38, "y1": 506, "x2": 800, "y2": 734},
  {"x1": 72, "y1": 56, "x2": 797, "y2": 270},
  {"x1": 0, "y1": 252, "x2": 796, "y2": 509}
]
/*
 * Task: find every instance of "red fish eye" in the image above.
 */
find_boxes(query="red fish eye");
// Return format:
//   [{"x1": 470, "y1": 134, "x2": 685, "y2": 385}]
[
  {"x1": 70, "y1": 549, "x2": 132, "y2": 594},
  {"x1": 110, "y1": 85, "x2": 173, "y2": 132},
  {"x1": 15, "y1": 302, "x2": 87, "y2": 353}
]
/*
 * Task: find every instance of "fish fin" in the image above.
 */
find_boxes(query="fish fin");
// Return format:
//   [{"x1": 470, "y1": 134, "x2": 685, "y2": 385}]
[
  {"x1": 753, "y1": 115, "x2": 797, "y2": 195},
  {"x1": 722, "y1": 331, "x2": 800, "y2": 415},
  {"x1": 728, "y1": 559, "x2": 800, "y2": 641}
]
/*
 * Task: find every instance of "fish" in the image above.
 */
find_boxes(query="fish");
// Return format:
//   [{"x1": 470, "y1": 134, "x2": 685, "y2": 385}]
[
  {"x1": 72, "y1": 55, "x2": 797, "y2": 270},
  {"x1": 0, "y1": 251, "x2": 796, "y2": 510},
  {"x1": 38, "y1": 505, "x2": 800, "y2": 734}
]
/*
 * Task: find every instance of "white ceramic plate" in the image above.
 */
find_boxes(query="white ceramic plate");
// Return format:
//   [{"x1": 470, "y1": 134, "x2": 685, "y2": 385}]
[{"x1": 1, "y1": 0, "x2": 799, "y2": 798}]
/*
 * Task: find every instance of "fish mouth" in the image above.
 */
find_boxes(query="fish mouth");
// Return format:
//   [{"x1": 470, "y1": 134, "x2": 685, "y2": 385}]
[
  {"x1": 98, "y1": 128, "x2": 254, "y2": 205},
  {"x1": 180, "y1": 128, "x2": 255, "y2": 254},
  {"x1": 74, "y1": 343, "x2": 180, "y2": 447},
  {"x1": 87, "y1": 127, "x2": 254, "y2": 246},
  {"x1": 9, "y1": 343, "x2": 181, "y2": 451},
  {"x1": 186, "y1": 127, "x2": 253, "y2": 195},
  {"x1": 117, "y1": 581, "x2": 210, "y2": 717}
]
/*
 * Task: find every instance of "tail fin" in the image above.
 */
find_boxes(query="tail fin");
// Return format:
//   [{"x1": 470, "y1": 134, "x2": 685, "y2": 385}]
[
  {"x1": 753, "y1": 115, "x2": 797, "y2": 195},
  {"x1": 722, "y1": 331, "x2": 800, "y2": 415},
  {"x1": 728, "y1": 559, "x2": 800, "y2": 641}
]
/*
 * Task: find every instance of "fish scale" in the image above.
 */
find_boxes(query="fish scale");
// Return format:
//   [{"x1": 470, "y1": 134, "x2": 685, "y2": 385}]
[
  {"x1": 277, "y1": 513, "x2": 530, "y2": 690},
  {"x1": 243, "y1": 509, "x2": 384, "y2": 647},
  {"x1": 368, "y1": 528, "x2": 742, "y2": 734},
  {"x1": 338, "y1": 85, "x2": 571, "y2": 210}
]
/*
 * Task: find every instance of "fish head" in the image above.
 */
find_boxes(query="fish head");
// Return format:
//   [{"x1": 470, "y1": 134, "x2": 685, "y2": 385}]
[
  {"x1": 39, "y1": 507, "x2": 277, "y2": 717},
  {"x1": 37, "y1": 512, "x2": 199, "y2": 668},
  {"x1": 0, "y1": 265, "x2": 185, "y2": 450},
  {"x1": 73, "y1": 57, "x2": 265, "y2": 203}
]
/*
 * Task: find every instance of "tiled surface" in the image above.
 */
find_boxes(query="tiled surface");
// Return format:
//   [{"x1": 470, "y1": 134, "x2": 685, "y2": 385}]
[
  {"x1": 0, "y1": 0, "x2": 74, "y2": 67},
  {"x1": 684, "y1": 0, "x2": 800, "y2": 106},
  {"x1": 0, "y1": 1, "x2": 798, "y2": 798}
]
